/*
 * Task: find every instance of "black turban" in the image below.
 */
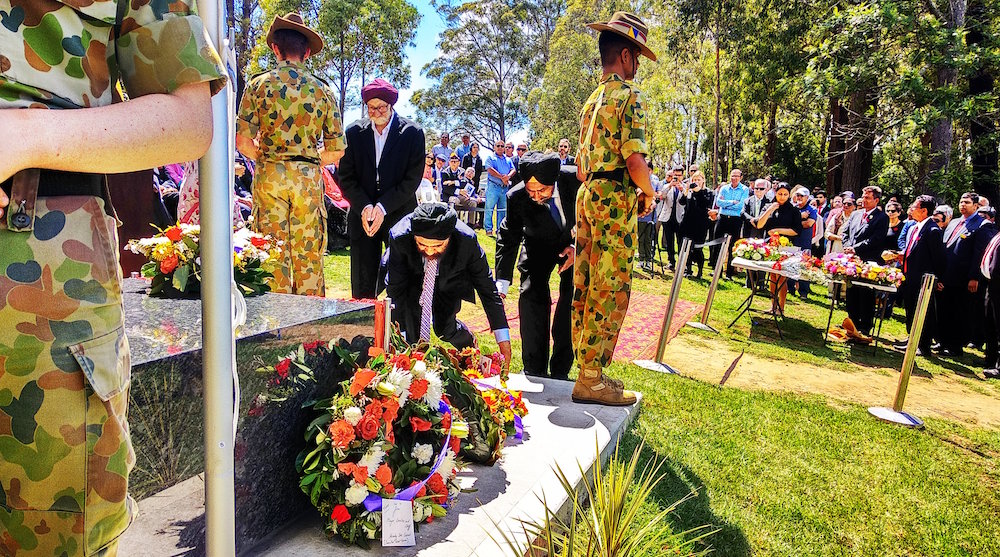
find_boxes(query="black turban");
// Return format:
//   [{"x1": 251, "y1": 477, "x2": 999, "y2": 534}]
[
  {"x1": 518, "y1": 151, "x2": 560, "y2": 186},
  {"x1": 411, "y1": 202, "x2": 457, "y2": 240}
]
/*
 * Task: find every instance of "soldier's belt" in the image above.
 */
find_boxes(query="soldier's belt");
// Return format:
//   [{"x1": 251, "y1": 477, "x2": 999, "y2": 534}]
[
  {"x1": 587, "y1": 168, "x2": 626, "y2": 183},
  {"x1": 287, "y1": 155, "x2": 321, "y2": 165},
  {"x1": 2, "y1": 170, "x2": 107, "y2": 232}
]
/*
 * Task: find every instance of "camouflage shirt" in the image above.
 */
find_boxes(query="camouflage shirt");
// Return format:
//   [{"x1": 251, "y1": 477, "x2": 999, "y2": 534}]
[
  {"x1": 0, "y1": 0, "x2": 226, "y2": 109},
  {"x1": 576, "y1": 73, "x2": 648, "y2": 175},
  {"x1": 236, "y1": 60, "x2": 346, "y2": 162}
]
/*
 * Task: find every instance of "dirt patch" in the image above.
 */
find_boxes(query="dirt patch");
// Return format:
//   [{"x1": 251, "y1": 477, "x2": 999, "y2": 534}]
[{"x1": 663, "y1": 335, "x2": 1000, "y2": 429}]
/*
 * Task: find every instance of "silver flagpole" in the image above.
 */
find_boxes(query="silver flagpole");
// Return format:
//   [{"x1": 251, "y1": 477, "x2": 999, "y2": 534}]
[{"x1": 197, "y1": 0, "x2": 237, "y2": 555}]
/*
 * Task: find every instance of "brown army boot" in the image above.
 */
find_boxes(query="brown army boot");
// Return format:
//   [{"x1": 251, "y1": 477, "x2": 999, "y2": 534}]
[{"x1": 572, "y1": 367, "x2": 637, "y2": 406}]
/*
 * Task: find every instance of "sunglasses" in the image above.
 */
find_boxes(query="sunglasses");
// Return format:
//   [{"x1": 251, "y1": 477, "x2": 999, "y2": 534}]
[
  {"x1": 450, "y1": 157, "x2": 459, "y2": 161},
  {"x1": 754, "y1": 187, "x2": 766, "y2": 190},
  {"x1": 886, "y1": 209, "x2": 899, "y2": 213},
  {"x1": 517, "y1": 147, "x2": 526, "y2": 152}
]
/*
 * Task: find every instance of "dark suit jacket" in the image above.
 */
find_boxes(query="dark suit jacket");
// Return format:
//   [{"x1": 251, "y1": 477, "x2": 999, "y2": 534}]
[
  {"x1": 901, "y1": 220, "x2": 945, "y2": 293},
  {"x1": 973, "y1": 221, "x2": 999, "y2": 282},
  {"x1": 441, "y1": 167, "x2": 464, "y2": 199},
  {"x1": 850, "y1": 207, "x2": 889, "y2": 262},
  {"x1": 495, "y1": 167, "x2": 579, "y2": 283},
  {"x1": 338, "y1": 113, "x2": 425, "y2": 232},
  {"x1": 560, "y1": 156, "x2": 575, "y2": 166},
  {"x1": 385, "y1": 215, "x2": 508, "y2": 335},
  {"x1": 943, "y1": 213, "x2": 986, "y2": 286}
]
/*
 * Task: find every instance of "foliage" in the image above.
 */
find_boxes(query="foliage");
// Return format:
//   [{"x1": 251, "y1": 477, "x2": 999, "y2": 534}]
[
  {"x1": 256, "y1": 0, "x2": 420, "y2": 116},
  {"x1": 492, "y1": 439, "x2": 710, "y2": 557}
]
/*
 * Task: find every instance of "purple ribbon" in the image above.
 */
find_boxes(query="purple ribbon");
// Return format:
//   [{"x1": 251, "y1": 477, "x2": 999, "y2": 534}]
[
  {"x1": 471, "y1": 378, "x2": 524, "y2": 441},
  {"x1": 363, "y1": 400, "x2": 452, "y2": 513}
]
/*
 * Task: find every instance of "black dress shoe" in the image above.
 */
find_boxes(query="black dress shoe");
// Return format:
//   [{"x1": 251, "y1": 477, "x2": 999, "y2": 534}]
[
  {"x1": 931, "y1": 342, "x2": 943, "y2": 352},
  {"x1": 892, "y1": 339, "x2": 909, "y2": 349},
  {"x1": 942, "y1": 348, "x2": 965, "y2": 358},
  {"x1": 985, "y1": 368, "x2": 1000, "y2": 380}
]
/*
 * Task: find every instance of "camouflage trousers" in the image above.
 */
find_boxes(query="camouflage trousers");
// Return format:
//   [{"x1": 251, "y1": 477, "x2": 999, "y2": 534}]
[
  {"x1": 572, "y1": 179, "x2": 637, "y2": 370},
  {"x1": 251, "y1": 161, "x2": 327, "y2": 296},
  {"x1": 1, "y1": 196, "x2": 135, "y2": 556}
]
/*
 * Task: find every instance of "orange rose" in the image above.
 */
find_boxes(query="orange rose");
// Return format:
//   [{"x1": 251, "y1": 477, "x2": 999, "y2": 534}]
[
  {"x1": 160, "y1": 254, "x2": 179, "y2": 274},
  {"x1": 353, "y1": 466, "x2": 369, "y2": 485},
  {"x1": 375, "y1": 464, "x2": 392, "y2": 486},
  {"x1": 350, "y1": 369, "x2": 377, "y2": 396},
  {"x1": 328, "y1": 420, "x2": 355, "y2": 450},
  {"x1": 358, "y1": 415, "x2": 379, "y2": 441}
]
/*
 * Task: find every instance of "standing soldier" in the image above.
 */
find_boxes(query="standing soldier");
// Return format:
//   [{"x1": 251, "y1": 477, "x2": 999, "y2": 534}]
[
  {"x1": 1, "y1": 2, "x2": 225, "y2": 555},
  {"x1": 572, "y1": 12, "x2": 657, "y2": 406},
  {"x1": 237, "y1": 12, "x2": 346, "y2": 296}
]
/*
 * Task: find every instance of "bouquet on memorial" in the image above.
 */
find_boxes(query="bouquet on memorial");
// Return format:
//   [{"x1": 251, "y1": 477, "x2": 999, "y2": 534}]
[
  {"x1": 795, "y1": 254, "x2": 831, "y2": 284},
  {"x1": 297, "y1": 350, "x2": 466, "y2": 547},
  {"x1": 857, "y1": 261, "x2": 905, "y2": 288},
  {"x1": 127, "y1": 224, "x2": 280, "y2": 297},
  {"x1": 817, "y1": 253, "x2": 903, "y2": 287},
  {"x1": 732, "y1": 237, "x2": 782, "y2": 261}
]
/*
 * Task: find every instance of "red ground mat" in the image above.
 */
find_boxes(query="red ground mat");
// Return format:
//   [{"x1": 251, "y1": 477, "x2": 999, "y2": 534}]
[{"x1": 465, "y1": 291, "x2": 702, "y2": 362}]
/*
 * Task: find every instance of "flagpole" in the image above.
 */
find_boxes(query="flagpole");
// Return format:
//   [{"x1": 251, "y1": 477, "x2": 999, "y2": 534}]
[{"x1": 197, "y1": 1, "x2": 237, "y2": 555}]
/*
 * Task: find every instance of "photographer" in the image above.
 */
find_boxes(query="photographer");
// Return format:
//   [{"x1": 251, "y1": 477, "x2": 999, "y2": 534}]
[
  {"x1": 678, "y1": 172, "x2": 714, "y2": 277},
  {"x1": 656, "y1": 165, "x2": 686, "y2": 270}
]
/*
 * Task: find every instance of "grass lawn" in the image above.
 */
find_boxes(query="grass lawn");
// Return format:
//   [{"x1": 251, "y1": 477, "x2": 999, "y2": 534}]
[{"x1": 323, "y1": 234, "x2": 1000, "y2": 556}]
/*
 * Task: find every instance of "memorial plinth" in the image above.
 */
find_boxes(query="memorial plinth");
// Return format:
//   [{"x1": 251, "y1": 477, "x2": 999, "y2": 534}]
[
  {"x1": 118, "y1": 279, "x2": 374, "y2": 552},
  {"x1": 121, "y1": 372, "x2": 641, "y2": 556}
]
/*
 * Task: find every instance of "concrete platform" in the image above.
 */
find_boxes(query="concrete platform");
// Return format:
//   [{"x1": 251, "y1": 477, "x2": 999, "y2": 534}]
[{"x1": 120, "y1": 374, "x2": 641, "y2": 556}]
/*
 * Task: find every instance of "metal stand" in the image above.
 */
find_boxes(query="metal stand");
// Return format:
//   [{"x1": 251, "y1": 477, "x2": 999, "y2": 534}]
[
  {"x1": 869, "y1": 273, "x2": 935, "y2": 428},
  {"x1": 635, "y1": 238, "x2": 691, "y2": 374},
  {"x1": 687, "y1": 234, "x2": 731, "y2": 333}
]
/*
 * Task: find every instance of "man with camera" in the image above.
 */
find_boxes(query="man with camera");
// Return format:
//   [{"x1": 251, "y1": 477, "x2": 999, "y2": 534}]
[{"x1": 656, "y1": 165, "x2": 686, "y2": 270}]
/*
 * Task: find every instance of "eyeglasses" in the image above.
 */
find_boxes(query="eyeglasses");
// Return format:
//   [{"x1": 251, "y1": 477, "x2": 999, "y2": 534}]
[
  {"x1": 517, "y1": 147, "x2": 526, "y2": 152},
  {"x1": 366, "y1": 103, "x2": 390, "y2": 114},
  {"x1": 495, "y1": 144, "x2": 504, "y2": 148},
  {"x1": 450, "y1": 157, "x2": 459, "y2": 161}
]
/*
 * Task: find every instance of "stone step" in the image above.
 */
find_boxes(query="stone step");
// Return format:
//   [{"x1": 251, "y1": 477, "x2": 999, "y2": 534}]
[{"x1": 120, "y1": 374, "x2": 641, "y2": 556}]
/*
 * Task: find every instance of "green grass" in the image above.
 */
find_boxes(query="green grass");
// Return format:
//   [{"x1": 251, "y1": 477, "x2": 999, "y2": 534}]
[{"x1": 323, "y1": 236, "x2": 1000, "y2": 556}]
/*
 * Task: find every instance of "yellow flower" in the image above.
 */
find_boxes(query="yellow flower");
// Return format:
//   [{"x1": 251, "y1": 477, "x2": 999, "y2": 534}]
[{"x1": 450, "y1": 421, "x2": 470, "y2": 439}]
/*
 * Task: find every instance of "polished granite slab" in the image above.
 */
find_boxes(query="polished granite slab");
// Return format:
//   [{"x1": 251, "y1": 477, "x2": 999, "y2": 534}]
[
  {"x1": 121, "y1": 278, "x2": 372, "y2": 366},
  {"x1": 121, "y1": 278, "x2": 375, "y2": 550}
]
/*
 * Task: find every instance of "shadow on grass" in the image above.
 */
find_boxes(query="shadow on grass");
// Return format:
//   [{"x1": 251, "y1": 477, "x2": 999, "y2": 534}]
[{"x1": 617, "y1": 428, "x2": 750, "y2": 557}]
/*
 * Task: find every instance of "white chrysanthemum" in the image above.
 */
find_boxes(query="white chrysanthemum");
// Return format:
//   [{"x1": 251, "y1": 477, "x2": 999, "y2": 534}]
[
  {"x1": 386, "y1": 368, "x2": 413, "y2": 405},
  {"x1": 357, "y1": 443, "x2": 385, "y2": 471},
  {"x1": 343, "y1": 407, "x2": 363, "y2": 426},
  {"x1": 345, "y1": 482, "x2": 369, "y2": 506},
  {"x1": 439, "y1": 450, "x2": 456, "y2": 480},
  {"x1": 422, "y1": 371, "x2": 443, "y2": 408},
  {"x1": 411, "y1": 443, "x2": 434, "y2": 465},
  {"x1": 411, "y1": 359, "x2": 427, "y2": 377},
  {"x1": 413, "y1": 501, "x2": 430, "y2": 522}
]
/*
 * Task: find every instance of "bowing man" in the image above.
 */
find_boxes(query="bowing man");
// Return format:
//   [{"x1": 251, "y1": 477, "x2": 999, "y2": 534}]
[
  {"x1": 495, "y1": 152, "x2": 579, "y2": 379},
  {"x1": 384, "y1": 203, "x2": 513, "y2": 370}
]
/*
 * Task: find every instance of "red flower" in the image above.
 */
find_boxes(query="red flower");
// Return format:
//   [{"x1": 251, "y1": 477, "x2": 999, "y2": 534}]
[
  {"x1": 353, "y1": 466, "x2": 369, "y2": 485},
  {"x1": 440, "y1": 412, "x2": 452, "y2": 430},
  {"x1": 164, "y1": 226, "x2": 183, "y2": 242},
  {"x1": 410, "y1": 417, "x2": 432, "y2": 432},
  {"x1": 384, "y1": 483, "x2": 396, "y2": 495},
  {"x1": 358, "y1": 415, "x2": 379, "y2": 440},
  {"x1": 381, "y1": 399, "x2": 400, "y2": 423},
  {"x1": 330, "y1": 504, "x2": 351, "y2": 524},
  {"x1": 449, "y1": 435, "x2": 461, "y2": 454},
  {"x1": 375, "y1": 464, "x2": 392, "y2": 486},
  {"x1": 364, "y1": 400, "x2": 383, "y2": 421},
  {"x1": 426, "y1": 514, "x2": 433, "y2": 523},
  {"x1": 350, "y1": 369, "x2": 377, "y2": 396},
  {"x1": 409, "y1": 378, "x2": 429, "y2": 399},
  {"x1": 426, "y1": 473, "x2": 448, "y2": 504},
  {"x1": 411, "y1": 351, "x2": 424, "y2": 361},
  {"x1": 410, "y1": 481, "x2": 427, "y2": 498},
  {"x1": 394, "y1": 354, "x2": 411, "y2": 370},
  {"x1": 159, "y1": 254, "x2": 179, "y2": 274},
  {"x1": 386, "y1": 428, "x2": 395, "y2": 444},
  {"x1": 250, "y1": 235, "x2": 268, "y2": 248},
  {"x1": 303, "y1": 340, "x2": 323, "y2": 354},
  {"x1": 338, "y1": 462, "x2": 356, "y2": 476},
  {"x1": 274, "y1": 359, "x2": 291, "y2": 379},
  {"x1": 329, "y1": 420, "x2": 355, "y2": 450}
]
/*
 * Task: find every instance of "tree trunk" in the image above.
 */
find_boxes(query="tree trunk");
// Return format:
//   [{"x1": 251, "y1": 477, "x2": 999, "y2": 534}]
[
  {"x1": 826, "y1": 98, "x2": 846, "y2": 194},
  {"x1": 713, "y1": 18, "x2": 721, "y2": 190},
  {"x1": 764, "y1": 103, "x2": 777, "y2": 167},
  {"x1": 840, "y1": 89, "x2": 876, "y2": 195},
  {"x1": 967, "y1": 0, "x2": 999, "y2": 202}
]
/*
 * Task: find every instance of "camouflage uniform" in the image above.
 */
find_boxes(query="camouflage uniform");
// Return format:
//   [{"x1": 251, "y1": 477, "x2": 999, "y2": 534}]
[
  {"x1": 0, "y1": 2, "x2": 225, "y2": 555},
  {"x1": 573, "y1": 74, "x2": 648, "y2": 370},
  {"x1": 237, "y1": 61, "x2": 346, "y2": 297}
]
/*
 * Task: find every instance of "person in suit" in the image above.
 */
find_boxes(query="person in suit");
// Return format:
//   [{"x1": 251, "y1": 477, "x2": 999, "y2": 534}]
[
  {"x1": 889, "y1": 195, "x2": 945, "y2": 354},
  {"x1": 678, "y1": 172, "x2": 714, "y2": 277},
  {"x1": 936, "y1": 192, "x2": 989, "y2": 356},
  {"x1": 339, "y1": 79, "x2": 426, "y2": 299},
  {"x1": 384, "y1": 203, "x2": 512, "y2": 369},
  {"x1": 741, "y1": 179, "x2": 770, "y2": 239},
  {"x1": 496, "y1": 152, "x2": 578, "y2": 379},
  {"x1": 979, "y1": 227, "x2": 1000, "y2": 378},
  {"x1": 441, "y1": 151, "x2": 465, "y2": 202},
  {"x1": 843, "y1": 185, "x2": 890, "y2": 338},
  {"x1": 655, "y1": 165, "x2": 685, "y2": 269},
  {"x1": 557, "y1": 138, "x2": 576, "y2": 165}
]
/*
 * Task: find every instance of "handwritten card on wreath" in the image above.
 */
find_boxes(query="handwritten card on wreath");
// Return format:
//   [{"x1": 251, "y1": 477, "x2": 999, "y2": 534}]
[{"x1": 381, "y1": 499, "x2": 416, "y2": 547}]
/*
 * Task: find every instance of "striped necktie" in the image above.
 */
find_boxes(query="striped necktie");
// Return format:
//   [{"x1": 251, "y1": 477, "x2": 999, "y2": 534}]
[{"x1": 419, "y1": 258, "x2": 438, "y2": 341}]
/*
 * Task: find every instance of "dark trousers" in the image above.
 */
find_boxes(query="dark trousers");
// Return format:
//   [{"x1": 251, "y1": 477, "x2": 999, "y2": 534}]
[
  {"x1": 846, "y1": 285, "x2": 876, "y2": 335},
  {"x1": 637, "y1": 221, "x2": 655, "y2": 262},
  {"x1": 936, "y1": 285, "x2": 971, "y2": 352},
  {"x1": 985, "y1": 289, "x2": 1000, "y2": 368},
  {"x1": 660, "y1": 218, "x2": 680, "y2": 265},
  {"x1": 715, "y1": 214, "x2": 743, "y2": 277},
  {"x1": 350, "y1": 211, "x2": 392, "y2": 299},
  {"x1": 903, "y1": 283, "x2": 937, "y2": 350},
  {"x1": 519, "y1": 260, "x2": 574, "y2": 378}
]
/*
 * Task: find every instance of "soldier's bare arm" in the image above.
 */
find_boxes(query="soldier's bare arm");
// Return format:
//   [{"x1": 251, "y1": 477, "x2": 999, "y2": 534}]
[
  {"x1": 320, "y1": 149, "x2": 345, "y2": 166},
  {"x1": 236, "y1": 133, "x2": 260, "y2": 160},
  {"x1": 1, "y1": 82, "x2": 213, "y2": 184}
]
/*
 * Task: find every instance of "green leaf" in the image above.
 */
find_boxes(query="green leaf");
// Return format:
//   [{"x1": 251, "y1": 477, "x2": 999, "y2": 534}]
[{"x1": 172, "y1": 264, "x2": 190, "y2": 292}]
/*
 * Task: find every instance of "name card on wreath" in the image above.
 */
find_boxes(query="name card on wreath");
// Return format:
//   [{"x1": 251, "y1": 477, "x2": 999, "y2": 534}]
[{"x1": 381, "y1": 499, "x2": 416, "y2": 547}]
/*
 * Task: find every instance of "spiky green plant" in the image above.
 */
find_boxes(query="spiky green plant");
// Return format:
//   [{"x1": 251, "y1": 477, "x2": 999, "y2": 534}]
[{"x1": 491, "y1": 439, "x2": 714, "y2": 557}]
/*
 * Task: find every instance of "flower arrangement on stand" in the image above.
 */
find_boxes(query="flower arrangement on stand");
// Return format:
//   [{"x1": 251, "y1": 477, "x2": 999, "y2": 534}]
[
  {"x1": 816, "y1": 252, "x2": 904, "y2": 288},
  {"x1": 126, "y1": 224, "x2": 280, "y2": 297},
  {"x1": 297, "y1": 349, "x2": 466, "y2": 547},
  {"x1": 733, "y1": 238, "x2": 782, "y2": 261}
]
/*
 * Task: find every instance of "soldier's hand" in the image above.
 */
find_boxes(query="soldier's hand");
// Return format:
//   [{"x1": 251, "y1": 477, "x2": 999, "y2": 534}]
[
  {"x1": 558, "y1": 245, "x2": 575, "y2": 273},
  {"x1": 638, "y1": 191, "x2": 655, "y2": 218}
]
